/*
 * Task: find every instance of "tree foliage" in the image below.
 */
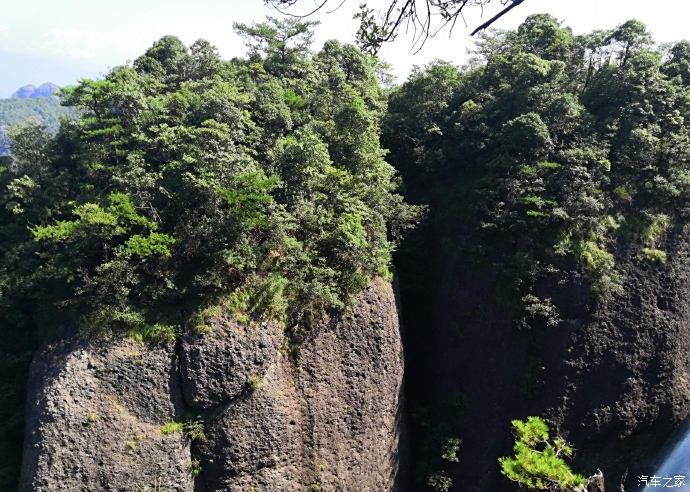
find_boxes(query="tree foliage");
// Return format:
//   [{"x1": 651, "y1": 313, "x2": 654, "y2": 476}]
[
  {"x1": 3, "y1": 20, "x2": 416, "y2": 335},
  {"x1": 387, "y1": 15, "x2": 690, "y2": 325},
  {"x1": 499, "y1": 417, "x2": 587, "y2": 491}
]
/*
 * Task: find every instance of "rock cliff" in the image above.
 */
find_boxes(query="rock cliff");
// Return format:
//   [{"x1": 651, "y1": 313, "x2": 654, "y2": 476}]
[
  {"x1": 19, "y1": 279, "x2": 405, "y2": 491},
  {"x1": 12, "y1": 83, "x2": 60, "y2": 99},
  {"x1": 19, "y1": 338, "x2": 192, "y2": 491},
  {"x1": 546, "y1": 235, "x2": 690, "y2": 489},
  {"x1": 400, "y1": 229, "x2": 690, "y2": 491}
]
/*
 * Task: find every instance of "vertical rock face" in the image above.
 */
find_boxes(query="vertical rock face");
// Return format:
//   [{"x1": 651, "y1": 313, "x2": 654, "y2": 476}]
[
  {"x1": 545, "y1": 238, "x2": 690, "y2": 489},
  {"x1": 19, "y1": 337, "x2": 192, "y2": 492},
  {"x1": 187, "y1": 277, "x2": 405, "y2": 491},
  {"x1": 19, "y1": 278, "x2": 405, "y2": 491},
  {"x1": 408, "y1": 234, "x2": 690, "y2": 491}
]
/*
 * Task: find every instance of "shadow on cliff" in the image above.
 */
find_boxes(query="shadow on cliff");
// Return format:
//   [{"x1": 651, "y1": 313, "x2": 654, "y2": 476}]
[{"x1": 395, "y1": 214, "x2": 690, "y2": 490}]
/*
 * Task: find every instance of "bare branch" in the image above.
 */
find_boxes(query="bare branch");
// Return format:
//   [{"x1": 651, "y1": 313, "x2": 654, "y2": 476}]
[
  {"x1": 470, "y1": 0, "x2": 526, "y2": 35},
  {"x1": 264, "y1": 0, "x2": 529, "y2": 54},
  {"x1": 268, "y1": 0, "x2": 329, "y2": 18}
]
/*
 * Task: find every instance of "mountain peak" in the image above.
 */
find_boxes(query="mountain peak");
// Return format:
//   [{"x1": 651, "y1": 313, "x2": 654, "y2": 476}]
[{"x1": 12, "y1": 83, "x2": 60, "y2": 99}]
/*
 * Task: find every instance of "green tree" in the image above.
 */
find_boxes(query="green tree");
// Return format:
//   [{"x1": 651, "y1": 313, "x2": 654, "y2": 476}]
[
  {"x1": 499, "y1": 417, "x2": 587, "y2": 491},
  {"x1": 663, "y1": 40, "x2": 690, "y2": 84},
  {"x1": 233, "y1": 17, "x2": 318, "y2": 76},
  {"x1": 607, "y1": 19, "x2": 652, "y2": 66},
  {"x1": 513, "y1": 14, "x2": 576, "y2": 62}
]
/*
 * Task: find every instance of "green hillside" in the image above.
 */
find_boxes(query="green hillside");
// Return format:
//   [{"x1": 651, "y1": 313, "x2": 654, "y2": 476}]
[{"x1": 0, "y1": 96, "x2": 72, "y2": 154}]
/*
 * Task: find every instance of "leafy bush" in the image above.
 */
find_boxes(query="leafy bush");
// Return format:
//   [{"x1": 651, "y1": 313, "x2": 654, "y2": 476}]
[
  {"x1": 191, "y1": 458, "x2": 202, "y2": 477},
  {"x1": 183, "y1": 418, "x2": 206, "y2": 443},
  {"x1": 639, "y1": 214, "x2": 671, "y2": 263},
  {"x1": 640, "y1": 247, "x2": 667, "y2": 264},
  {"x1": 440, "y1": 437, "x2": 461, "y2": 463},
  {"x1": 160, "y1": 421, "x2": 184, "y2": 435},
  {"x1": 427, "y1": 471, "x2": 453, "y2": 491},
  {"x1": 247, "y1": 375, "x2": 263, "y2": 393}
]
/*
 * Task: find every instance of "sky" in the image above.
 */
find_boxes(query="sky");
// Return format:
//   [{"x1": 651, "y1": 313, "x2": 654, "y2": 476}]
[{"x1": 1, "y1": 0, "x2": 689, "y2": 97}]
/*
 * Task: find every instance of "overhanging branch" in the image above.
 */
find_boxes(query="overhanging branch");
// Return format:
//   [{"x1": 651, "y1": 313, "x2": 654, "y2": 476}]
[{"x1": 263, "y1": 0, "x2": 530, "y2": 53}]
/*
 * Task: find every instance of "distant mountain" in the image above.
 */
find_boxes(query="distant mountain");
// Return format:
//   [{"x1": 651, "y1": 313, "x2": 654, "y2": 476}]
[
  {"x1": 0, "y1": 84, "x2": 73, "y2": 155},
  {"x1": 12, "y1": 83, "x2": 60, "y2": 99}
]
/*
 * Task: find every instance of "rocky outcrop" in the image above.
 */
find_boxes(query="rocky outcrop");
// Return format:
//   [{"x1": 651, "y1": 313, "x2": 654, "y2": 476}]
[
  {"x1": 190, "y1": 277, "x2": 405, "y2": 491},
  {"x1": 12, "y1": 83, "x2": 60, "y2": 99},
  {"x1": 19, "y1": 278, "x2": 405, "y2": 491},
  {"x1": 544, "y1": 236, "x2": 690, "y2": 489},
  {"x1": 587, "y1": 470, "x2": 605, "y2": 492},
  {"x1": 180, "y1": 318, "x2": 284, "y2": 409},
  {"x1": 19, "y1": 337, "x2": 191, "y2": 491},
  {"x1": 402, "y1": 230, "x2": 690, "y2": 491}
]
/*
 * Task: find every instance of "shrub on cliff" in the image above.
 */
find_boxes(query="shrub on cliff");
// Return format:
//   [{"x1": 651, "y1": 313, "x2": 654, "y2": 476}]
[{"x1": 499, "y1": 417, "x2": 587, "y2": 491}]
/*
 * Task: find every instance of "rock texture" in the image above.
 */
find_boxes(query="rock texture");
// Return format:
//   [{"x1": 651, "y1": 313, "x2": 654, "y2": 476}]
[
  {"x1": 403, "y1": 231, "x2": 690, "y2": 491},
  {"x1": 586, "y1": 470, "x2": 605, "y2": 492},
  {"x1": 180, "y1": 318, "x2": 284, "y2": 409},
  {"x1": 19, "y1": 337, "x2": 191, "y2": 492},
  {"x1": 191, "y1": 277, "x2": 405, "y2": 491},
  {"x1": 545, "y1": 237, "x2": 690, "y2": 489},
  {"x1": 19, "y1": 278, "x2": 405, "y2": 491}
]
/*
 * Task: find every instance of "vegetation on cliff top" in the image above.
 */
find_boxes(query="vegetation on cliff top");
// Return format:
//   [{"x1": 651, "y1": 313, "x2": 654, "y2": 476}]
[
  {"x1": 0, "y1": 18, "x2": 420, "y2": 487},
  {"x1": 388, "y1": 14, "x2": 690, "y2": 490},
  {"x1": 2, "y1": 10, "x2": 690, "y2": 491},
  {"x1": 389, "y1": 16, "x2": 690, "y2": 319},
  {"x1": 2, "y1": 19, "x2": 419, "y2": 339}
]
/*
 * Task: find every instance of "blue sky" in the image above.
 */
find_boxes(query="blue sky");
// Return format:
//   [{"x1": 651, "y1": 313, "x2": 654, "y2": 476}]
[{"x1": 1, "y1": 0, "x2": 689, "y2": 97}]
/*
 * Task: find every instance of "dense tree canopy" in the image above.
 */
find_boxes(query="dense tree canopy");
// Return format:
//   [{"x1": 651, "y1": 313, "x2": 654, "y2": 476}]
[
  {"x1": 388, "y1": 14, "x2": 690, "y2": 322},
  {"x1": 2, "y1": 19, "x2": 417, "y2": 337}
]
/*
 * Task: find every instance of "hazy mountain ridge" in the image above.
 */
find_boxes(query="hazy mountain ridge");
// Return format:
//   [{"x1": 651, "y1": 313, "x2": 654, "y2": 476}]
[{"x1": 12, "y1": 83, "x2": 60, "y2": 99}]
